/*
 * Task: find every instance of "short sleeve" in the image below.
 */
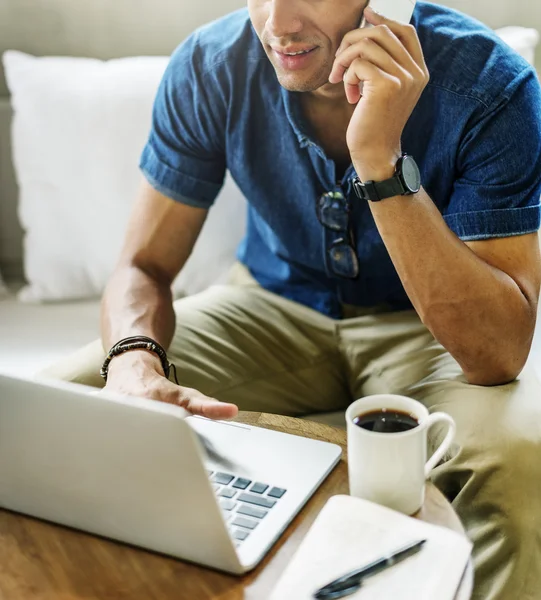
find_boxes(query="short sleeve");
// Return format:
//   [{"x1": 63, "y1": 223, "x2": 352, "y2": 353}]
[
  {"x1": 139, "y1": 33, "x2": 227, "y2": 209},
  {"x1": 443, "y1": 67, "x2": 541, "y2": 240}
]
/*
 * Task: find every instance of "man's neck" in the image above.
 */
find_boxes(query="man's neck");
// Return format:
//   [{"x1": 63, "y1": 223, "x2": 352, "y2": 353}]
[
  {"x1": 299, "y1": 83, "x2": 357, "y2": 181},
  {"x1": 305, "y1": 81, "x2": 351, "y2": 110}
]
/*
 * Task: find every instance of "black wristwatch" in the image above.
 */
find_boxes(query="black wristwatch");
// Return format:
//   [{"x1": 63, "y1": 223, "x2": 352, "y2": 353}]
[{"x1": 352, "y1": 154, "x2": 421, "y2": 202}]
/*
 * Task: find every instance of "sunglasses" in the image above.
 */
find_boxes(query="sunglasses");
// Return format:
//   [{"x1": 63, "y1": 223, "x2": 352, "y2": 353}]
[{"x1": 317, "y1": 190, "x2": 359, "y2": 279}]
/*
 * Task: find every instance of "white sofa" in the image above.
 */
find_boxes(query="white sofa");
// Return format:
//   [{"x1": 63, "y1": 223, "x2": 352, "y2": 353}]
[{"x1": 0, "y1": 1, "x2": 540, "y2": 385}]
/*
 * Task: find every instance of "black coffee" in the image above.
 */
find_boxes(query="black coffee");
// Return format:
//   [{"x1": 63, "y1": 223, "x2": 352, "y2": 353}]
[{"x1": 353, "y1": 409, "x2": 419, "y2": 433}]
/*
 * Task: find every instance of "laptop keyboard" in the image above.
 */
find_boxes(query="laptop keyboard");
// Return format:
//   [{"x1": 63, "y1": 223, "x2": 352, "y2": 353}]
[{"x1": 208, "y1": 470, "x2": 287, "y2": 546}]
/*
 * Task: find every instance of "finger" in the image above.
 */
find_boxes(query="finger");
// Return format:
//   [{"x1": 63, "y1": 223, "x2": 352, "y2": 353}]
[
  {"x1": 342, "y1": 58, "x2": 398, "y2": 104},
  {"x1": 130, "y1": 378, "x2": 239, "y2": 420},
  {"x1": 329, "y1": 37, "x2": 405, "y2": 84},
  {"x1": 180, "y1": 388, "x2": 239, "y2": 420},
  {"x1": 363, "y1": 7, "x2": 428, "y2": 74},
  {"x1": 336, "y1": 26, "x2": 419, "y2": 76}
]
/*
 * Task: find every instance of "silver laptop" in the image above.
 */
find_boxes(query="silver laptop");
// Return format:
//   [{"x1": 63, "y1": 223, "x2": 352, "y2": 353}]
[{"x1": 0, "y1": 373, "x2": 341, "y2": 574}]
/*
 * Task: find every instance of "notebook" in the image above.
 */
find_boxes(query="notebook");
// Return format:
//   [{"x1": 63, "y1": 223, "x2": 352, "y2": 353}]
[{"x1": 270, "y1": 494, "x2": 473, "y2": 600}]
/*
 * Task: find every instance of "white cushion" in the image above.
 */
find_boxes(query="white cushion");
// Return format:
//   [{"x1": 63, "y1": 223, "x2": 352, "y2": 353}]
[{"x1": 2, "y1": 50, "x2": 246, "y2": 302}]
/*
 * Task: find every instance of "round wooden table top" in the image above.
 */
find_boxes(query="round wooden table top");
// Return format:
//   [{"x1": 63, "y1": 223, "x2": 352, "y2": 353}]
[{"x1": 0, "y1": 411, "x2": 473, "y2": 600}]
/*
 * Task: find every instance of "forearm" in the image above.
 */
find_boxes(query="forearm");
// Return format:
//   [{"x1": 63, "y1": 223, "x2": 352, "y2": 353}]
[
  {"x1": 100, "y1": 264, "x2": 176, "y2": 352},
  {"x1": 357, "y1": 170, "x2": 535, "y2": 384}
]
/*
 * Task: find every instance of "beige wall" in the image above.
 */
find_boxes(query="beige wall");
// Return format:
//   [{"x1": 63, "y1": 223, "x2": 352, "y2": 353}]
[{"x1": 0, "y1": 0, "x2": 246, "y2": 97}]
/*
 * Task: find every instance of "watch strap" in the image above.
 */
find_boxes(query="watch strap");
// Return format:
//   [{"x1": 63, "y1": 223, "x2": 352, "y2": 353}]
[{"x1": 353, "y1": 175, "x2": 406, "y2": 202}]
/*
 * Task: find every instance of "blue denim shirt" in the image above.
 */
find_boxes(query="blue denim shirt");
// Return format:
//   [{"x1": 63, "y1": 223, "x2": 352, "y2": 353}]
[{"x1": 139, "y1": 1, "x2": 541, "y2": 318}]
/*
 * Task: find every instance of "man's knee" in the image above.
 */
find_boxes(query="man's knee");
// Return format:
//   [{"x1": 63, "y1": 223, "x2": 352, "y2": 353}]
[
  {"x1": 37, "y1": 339, "x2": 105, "y2": 389},
  {"x1": 428, "y1": 371, "x2": 541, "y2": 596},
  {"x1": 416, "y1": 364, "x2": 541, "y2": 454},
  {"x1": 454, "y1": 419, "x2": 541, "y2": 596}
]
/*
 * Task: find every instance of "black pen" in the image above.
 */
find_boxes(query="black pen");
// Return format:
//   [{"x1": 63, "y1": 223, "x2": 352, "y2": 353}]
[{"x1": 313, "y1": 538, "x2": 427, "y2": 600}]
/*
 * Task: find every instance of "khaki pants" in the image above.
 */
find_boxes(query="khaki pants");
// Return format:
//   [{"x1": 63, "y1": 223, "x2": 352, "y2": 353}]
[{"x1": 40, "y1": 263, "x2": 541, "y2": 600}]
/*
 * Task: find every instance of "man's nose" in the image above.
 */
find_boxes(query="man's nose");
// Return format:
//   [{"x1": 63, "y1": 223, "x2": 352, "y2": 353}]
[{"x1": 267, "y1": 0, "x2": 303, "y2": 38}]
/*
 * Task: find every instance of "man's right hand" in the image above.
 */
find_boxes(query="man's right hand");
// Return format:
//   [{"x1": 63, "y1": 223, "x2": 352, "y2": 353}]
[{"x1": 104, "y1": 350, "x2": 239, "y2": 420}]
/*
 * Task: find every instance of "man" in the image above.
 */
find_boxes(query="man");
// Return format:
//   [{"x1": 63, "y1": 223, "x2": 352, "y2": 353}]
[{"x1": 43, "y1": 1, "x2": 541, "y2": 598}]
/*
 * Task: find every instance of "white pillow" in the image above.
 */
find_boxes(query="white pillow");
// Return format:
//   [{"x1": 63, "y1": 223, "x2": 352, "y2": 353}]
[{"x1": 2, "y1": 50, "x2": 246, "y2": 303}]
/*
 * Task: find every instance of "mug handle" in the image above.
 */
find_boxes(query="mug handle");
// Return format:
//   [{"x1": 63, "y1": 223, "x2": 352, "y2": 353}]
[{"x1": 424, "y1": 412, "x2": 456, "y2": 478}]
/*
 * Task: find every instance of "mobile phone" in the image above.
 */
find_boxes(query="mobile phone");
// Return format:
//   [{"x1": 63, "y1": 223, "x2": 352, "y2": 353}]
[{"x1": 360, "y1": 0, "x2": 417, "y2": 28}]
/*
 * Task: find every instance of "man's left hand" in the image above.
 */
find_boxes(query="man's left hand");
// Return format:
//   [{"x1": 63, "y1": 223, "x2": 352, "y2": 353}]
[{"x1": 329, "y1": 6, "x2": 430, "y2": 172}]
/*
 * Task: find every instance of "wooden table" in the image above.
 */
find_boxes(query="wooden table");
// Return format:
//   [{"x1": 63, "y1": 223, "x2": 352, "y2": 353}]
[{"x1": 0, "y1": 412, "x2": 473, "y2": 600}]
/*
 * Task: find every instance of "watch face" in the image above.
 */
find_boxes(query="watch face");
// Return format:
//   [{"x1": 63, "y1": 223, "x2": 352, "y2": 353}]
[{"x1": 401, "y1": 156, "x2": 421, "y2": 193}]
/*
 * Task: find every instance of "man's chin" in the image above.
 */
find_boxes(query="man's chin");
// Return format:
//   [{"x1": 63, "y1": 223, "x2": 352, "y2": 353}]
[{"x1": 275, "y1": 70, "x2": 329, "y2": 93}]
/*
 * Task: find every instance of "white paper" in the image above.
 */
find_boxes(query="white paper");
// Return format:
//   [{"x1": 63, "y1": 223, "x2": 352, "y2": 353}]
[{"x1": 270, "y1": 495, "x2": 472, "y2": 600}]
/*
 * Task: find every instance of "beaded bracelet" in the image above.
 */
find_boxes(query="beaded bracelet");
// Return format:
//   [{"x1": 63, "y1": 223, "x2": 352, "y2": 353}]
[{"x1": 100, "y1": 335, "x2": 178, "y2": 384}]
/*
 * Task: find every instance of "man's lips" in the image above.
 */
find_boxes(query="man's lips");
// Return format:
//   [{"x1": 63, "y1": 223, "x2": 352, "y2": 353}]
[
  {"x1": 270, "y1": 46, "x2": 319, "y2": 71},
  {"x1": 271, "y1": 46, "x2": 318, "y2": 56}
]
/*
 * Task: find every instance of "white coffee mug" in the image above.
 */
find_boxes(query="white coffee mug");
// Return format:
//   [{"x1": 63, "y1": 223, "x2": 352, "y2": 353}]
[{"x1": 346, "y1": 394, "x2": 456, "y2": 515}]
